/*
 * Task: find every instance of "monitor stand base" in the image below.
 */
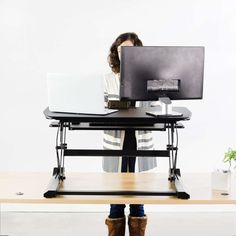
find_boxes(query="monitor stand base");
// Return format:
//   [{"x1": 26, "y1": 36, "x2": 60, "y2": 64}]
[{"x1": 146, "y1": 97, "x2": 183, "y2": 117}]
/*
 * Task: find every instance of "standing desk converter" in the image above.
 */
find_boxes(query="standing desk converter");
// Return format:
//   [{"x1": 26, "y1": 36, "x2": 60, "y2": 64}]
[{"x1": 43, "y1": 106, "x2": 191, "y2": 199}]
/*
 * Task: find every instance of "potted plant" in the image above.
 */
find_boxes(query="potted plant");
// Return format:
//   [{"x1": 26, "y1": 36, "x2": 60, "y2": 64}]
[
  {"x1": 223, "y1": 148, "x2": 236, "y2": 170},
  {"x1": 211, "y1": 148, "x2": 236, "y2": 193}
]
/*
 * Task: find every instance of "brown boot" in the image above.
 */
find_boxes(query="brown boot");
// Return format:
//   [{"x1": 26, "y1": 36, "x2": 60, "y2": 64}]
[
  {"x1": 105, "y1": 216, "x2": 126, "y2": 236},
  {"x1": 128, "y1": 215, "x2": 147, "y2": 236}
]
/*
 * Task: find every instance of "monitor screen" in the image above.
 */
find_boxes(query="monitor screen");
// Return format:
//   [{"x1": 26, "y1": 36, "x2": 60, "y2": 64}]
[{"x1": 120, "y1": 46, "x2": 204, "y2": 101}]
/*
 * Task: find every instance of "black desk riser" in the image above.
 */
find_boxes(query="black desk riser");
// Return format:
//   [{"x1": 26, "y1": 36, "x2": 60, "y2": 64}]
[{"x1": 43, "y1": 106, "x2": 191, "y2": 199}]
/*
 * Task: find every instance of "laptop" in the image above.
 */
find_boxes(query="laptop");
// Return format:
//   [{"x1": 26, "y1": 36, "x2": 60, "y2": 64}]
[{"x1": 47, "y1": 73, "x2": 117, "y2": 115}]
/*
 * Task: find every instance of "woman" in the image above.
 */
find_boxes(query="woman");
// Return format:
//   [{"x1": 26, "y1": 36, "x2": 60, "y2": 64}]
[{"x1": 103, "y1": 32, "x2": 157, "y2": 236}]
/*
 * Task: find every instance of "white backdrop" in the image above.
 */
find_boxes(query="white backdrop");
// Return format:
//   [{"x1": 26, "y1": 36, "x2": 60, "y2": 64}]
[{"x1": 0, "y1": 0, "x2": 236, "y2": 172}]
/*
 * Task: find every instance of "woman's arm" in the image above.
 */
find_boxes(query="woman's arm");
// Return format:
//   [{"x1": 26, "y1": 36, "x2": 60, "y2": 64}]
[{"x1": 103, "y1": 75, "x2": 109, "y2": 108}]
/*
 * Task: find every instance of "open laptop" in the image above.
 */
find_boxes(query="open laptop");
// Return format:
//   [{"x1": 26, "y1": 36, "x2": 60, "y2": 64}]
[{"x1": 47, "y1": 73, "x2": 117, "y2": 115}]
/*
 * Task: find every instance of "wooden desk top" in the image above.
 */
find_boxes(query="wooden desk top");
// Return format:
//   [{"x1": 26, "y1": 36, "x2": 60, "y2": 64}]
[{"x1": 0, "y1": 172, "x2": 235, "y2": 204}]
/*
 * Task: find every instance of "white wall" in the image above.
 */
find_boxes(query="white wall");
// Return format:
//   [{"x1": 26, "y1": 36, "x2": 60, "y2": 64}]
[{"x1": 0, "y1": 0, "x2": 236, "y2": 172}]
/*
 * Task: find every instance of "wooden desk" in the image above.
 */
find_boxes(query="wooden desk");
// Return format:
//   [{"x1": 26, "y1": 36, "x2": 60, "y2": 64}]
[{"x1": 0, "y1": 172, "x2": 235, "y2": 204}]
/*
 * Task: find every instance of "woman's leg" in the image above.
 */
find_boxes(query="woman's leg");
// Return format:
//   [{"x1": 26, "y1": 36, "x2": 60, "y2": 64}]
[
  {"x1": 128, "y1": 151, "x2": 145, "y2": 218},
  {"x1": 106, "y1": 196, "x2": 126, "y2": 235},
  {"x1": 126, "y1": 130, "x2": 147, "y2": 235},
  {"x1": 129, "y1": 202, "x2": 147, "y2": 236},
  {"x1": 129, "y1": 204, "x2": 145, "y2": 217},
  {"x1": 105, "y1": 131, "x2": 130, "y2": 235},
  {"x1": 125, "y1": 130, "x2": 145, "y2": 217},
  {"x1": 109, "y1": 204, "x2": 126, "y2": 218},
  {"x1": 123, "y1": 129, "x2": 136, "y2": 172}
]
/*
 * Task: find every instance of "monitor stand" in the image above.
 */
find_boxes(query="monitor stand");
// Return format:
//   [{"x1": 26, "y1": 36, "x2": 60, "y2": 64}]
[{"x1": 146, "y1": 97, "x2": 183, "y2": 117}]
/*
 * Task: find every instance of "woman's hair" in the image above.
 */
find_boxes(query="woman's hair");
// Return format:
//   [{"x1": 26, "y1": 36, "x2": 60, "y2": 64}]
[{"x1": 108, "y1": 32, "x2": 143, "y2": 74}]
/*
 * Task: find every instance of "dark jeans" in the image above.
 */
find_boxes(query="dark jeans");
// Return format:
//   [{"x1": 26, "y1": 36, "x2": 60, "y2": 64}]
[
  {"x1": 109, "y1": 129, "x2": 145, "y2": 218},
  {"x1": 109, "y1": 204, "x2": 144, "y2": 218}
]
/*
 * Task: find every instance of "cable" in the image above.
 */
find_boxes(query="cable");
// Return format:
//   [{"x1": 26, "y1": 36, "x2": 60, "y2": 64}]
[
  {"x1": 170, "y1": 124, "x2": 175, "y2": 170},
  {"x1": 173, "y1": 123, "x2": 179, "y2": 169},
  {"x1": 62, "y1": 124, "x2": 67, "y2": 171},
  {"x1": 167, "y1": 124, "x2": 172, "y2": 170},
  {"x1": 55, "y1": 125, "x2": 60, "y2": 168},
  {"x1": 58, "y1": 123, "x2": 64, "y2": 178}
]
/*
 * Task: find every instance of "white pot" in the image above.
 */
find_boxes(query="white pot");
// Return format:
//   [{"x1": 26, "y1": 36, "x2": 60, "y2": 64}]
[{"x1": 211, "y1": 169, "x2": 231, "y2": 192}]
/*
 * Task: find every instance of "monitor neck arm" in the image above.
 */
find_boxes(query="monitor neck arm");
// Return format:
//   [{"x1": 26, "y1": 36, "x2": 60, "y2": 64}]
[{"x1": 159, "y1": 97, "x2": 172, "y2": 115}]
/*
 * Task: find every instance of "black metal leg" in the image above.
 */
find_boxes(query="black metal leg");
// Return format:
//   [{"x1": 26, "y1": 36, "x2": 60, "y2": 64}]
[
  {"x1": 58, "y1": 122, "x2": 66, "y2": 180},
  {"x1": 44, "y1": 121, "x2": 67, "y2": 198},
  {"x1": 167, "y1": 122, "x2": 190, "y2": 199}
]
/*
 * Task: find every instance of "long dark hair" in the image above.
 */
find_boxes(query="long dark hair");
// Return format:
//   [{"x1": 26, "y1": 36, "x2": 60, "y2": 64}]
[{"x1": 108, "y1": 32, "x2": 143, "y2": 74}]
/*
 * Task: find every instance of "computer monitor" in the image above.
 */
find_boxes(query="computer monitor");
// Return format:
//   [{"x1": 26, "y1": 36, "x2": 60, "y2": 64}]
[{"x1": 120, "y1": 46, "x2": 204, "y2": 102}]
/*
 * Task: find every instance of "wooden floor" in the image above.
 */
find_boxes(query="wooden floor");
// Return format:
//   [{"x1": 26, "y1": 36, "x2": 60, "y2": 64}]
[{"x1": 0, "y1": 172, "x2": 236, "y2": 204}]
